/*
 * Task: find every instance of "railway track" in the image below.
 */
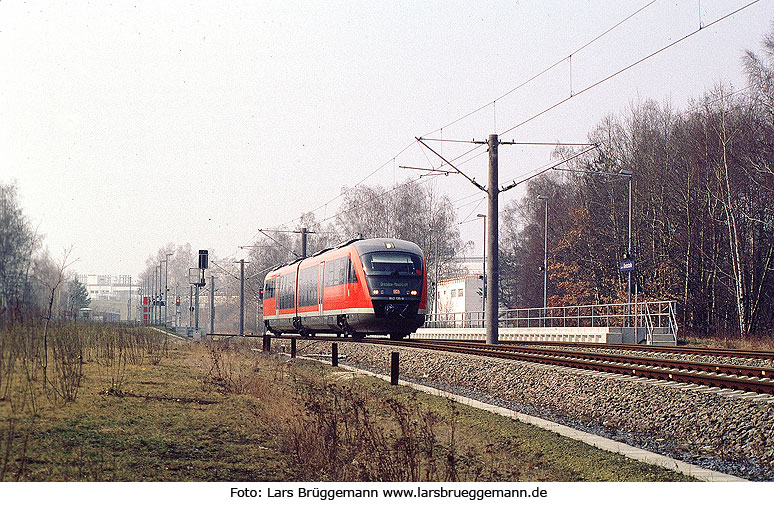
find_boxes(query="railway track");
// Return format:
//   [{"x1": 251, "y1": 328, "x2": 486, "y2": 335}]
[
  {"x1": 384, "y1": 339, "x2": 774, "y2": 394},
  {"x1": 211, "y1": 333, "x2": 774, "y2": 395},
  {"x1": 498, "y1": 340, "x2": 774, "y2": 362}
]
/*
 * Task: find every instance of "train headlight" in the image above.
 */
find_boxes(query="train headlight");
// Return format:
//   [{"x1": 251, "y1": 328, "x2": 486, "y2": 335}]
[
  {"x1": 410, "y1": 290, "x2": 418, "y2": 296},
  {"x1": 372, "y1": 289, "x2": 380, "y2": 295}
]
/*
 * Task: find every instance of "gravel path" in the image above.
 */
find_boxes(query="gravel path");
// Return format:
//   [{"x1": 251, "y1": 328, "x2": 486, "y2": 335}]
[{"x1": 281, "y1": 338, "x2": 774, "y2": 481}]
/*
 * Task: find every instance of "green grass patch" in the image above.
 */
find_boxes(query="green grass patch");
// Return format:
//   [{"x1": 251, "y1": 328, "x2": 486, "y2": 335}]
[{"x1": 1, "y1": 327, "x2": 691, "y2": 481}]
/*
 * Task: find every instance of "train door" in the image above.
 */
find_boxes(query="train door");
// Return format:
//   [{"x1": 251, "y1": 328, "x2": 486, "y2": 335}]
[
  {"x1": 275, "y1": 276, "x2": 280, "y2": 317},
  {"x1": 317, "y1": 262, "x2": 324, "y2": 316}
]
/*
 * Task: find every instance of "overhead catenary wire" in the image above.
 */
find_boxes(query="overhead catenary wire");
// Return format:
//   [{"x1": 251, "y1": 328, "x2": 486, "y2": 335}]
[
  {"x1": 257, "y1": 229, "x2": 301, "y2": 258},
  {"x1": 500, "y1": 145, "x2": 601, "y2": 193},
  {"x1": 232, "y1": 0, "x2": 759, "y2": 258},
  {"x1": 458, "y1": 197, "x2": 488, "y2": 224},
  {"x1": 421, "y1": 0, "x2": 659, "y2": 138},
  {"x1": 498, "y1": 0, "x2": 762, "y2": 137},
  {"x1": 209, "y1": 260, "x2": 239, "y2": 281},
  {"x1": 232, "y1": 2, "x2": 663, "y2": 252}
]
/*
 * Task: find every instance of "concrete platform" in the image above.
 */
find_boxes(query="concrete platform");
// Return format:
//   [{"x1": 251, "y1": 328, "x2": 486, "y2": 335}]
[
  {"x1": 414, "y1": 326, "x2": 613, "y2": 343},
  {"x1": 413, "y1": 326, "x2": 676, "y2": 345}
]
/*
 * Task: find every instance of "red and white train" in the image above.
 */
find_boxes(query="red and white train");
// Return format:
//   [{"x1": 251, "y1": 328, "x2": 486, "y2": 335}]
[{"x1": 262, "y1": 238, "x2": 427, "y2": 339}]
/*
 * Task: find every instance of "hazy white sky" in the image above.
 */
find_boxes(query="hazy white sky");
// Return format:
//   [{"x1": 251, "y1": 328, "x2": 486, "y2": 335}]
[{"x1": 1, "y1": 0, "x2": 772, "y2": 276}]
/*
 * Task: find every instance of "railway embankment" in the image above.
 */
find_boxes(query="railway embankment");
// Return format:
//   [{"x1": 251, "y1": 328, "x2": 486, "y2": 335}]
[{"x1": 288, "y1": 339, "x2": 774, "y2": 481}]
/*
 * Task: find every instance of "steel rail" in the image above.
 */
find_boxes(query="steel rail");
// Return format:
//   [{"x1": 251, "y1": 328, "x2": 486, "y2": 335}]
[
  {"x1": 408, "y1": 339, "x2": 774, "y2": 378},
  {"x1": 414, "y1": 338, "x2": 774, "y2": 362},
  {"x1": 365, "y1": 338, "x2": 774, "y2": 394},
  {"x1": 208, "y1": 333, "x2": 774, "y2": 394}
]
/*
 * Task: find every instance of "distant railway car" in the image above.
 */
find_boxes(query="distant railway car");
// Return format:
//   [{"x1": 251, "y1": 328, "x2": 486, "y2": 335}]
[{"x1": 263, "y1": 238, "x2": 427, "y2": 339}]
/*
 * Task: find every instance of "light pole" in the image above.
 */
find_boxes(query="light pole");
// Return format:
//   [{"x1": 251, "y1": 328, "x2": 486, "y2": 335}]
[
  {"x1": 429, "y1": 228, "x2": 439, "y2": 318},
  {"x1": 538, "y1": 195, "x2": 550, "y2": 325},
  {"x1": 553, "y1": 166, "x2": 634, "y2": 318},
  {"x1": 620, "y1": 169, "x2": 633, "y2": 319},
  {"x1": 163, "y1": 252, "x2": 173, "y2": 327},
  {"x1": 128, "y1": 275, "x2": 132, "y2": 322},
  {"x1": 157, "y1": 263, "x2": 163, "y2": 325},
  {"x1": 153, "y1": 263, "x2": 161, "y2": 325},
  {"x1": 476, "y1": 213, "x2": 486, "y2": 324}
]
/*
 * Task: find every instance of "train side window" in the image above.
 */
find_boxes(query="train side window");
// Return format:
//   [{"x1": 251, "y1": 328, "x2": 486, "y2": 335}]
[
  {"x1": 337, "y1": 258, "x2": 346, "y2": 285},
  {"x1": 347, "y1": 256, "x2": 357, "y2": 284},
  {"x1": 298, "y1": 267, "x2": 317, "y2": 307},
  {"x1": 324, "y1": 261, "x2": 336, "y2": 287},
  {"x1": 324, "y1": 257, "x2": 350, "y2": 287},
  {"x1": 264, "y1": 277, "x2": 275, "y2": 299},
  {"x1": 279, "y1": 272, "x2": 296, "y2": 309}
]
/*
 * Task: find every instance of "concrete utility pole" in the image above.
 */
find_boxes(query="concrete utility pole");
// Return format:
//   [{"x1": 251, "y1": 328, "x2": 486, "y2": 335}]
[
  {"x1": 301, "y1": 227, "x2": 308, "y2": 258},
  {"x1": 210, "y1": 275, "x2": 215, "y2": 335},
  {"x1": 157, "y1": 264, "x2": 162, "y2": 325},
  {"x1": 418, "y1": 134, "x2": 573, "y2": 343},
  {"x1": 239, "y1": 259, "x2": 245, "y2": 336},
  {"x1": 626, "y1": 171, "x2": 633, "y2": 314},
  {"x1": 164, "y1": 252, "x2": 172, "y2": 326},
  {"x1": 153, "y1": 264, "x2": 161, "y2": 325},
  {"x1": 152, "y1": 273, "x2": 155, "y2": 323},
  {"x1": 485, "y1": 134, "x2": 499, "y2": 345},
  {"x1": 435, "y1": 238, "x2": 439, "y2": 315},
  {"x1": 128, "y1": 276, "x2": 132, "y2": 322}
]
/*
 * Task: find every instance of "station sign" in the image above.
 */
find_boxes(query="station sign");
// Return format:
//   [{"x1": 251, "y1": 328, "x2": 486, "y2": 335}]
[{"x1": 619, "y1": 259, "x2": 636, "y2": 272}]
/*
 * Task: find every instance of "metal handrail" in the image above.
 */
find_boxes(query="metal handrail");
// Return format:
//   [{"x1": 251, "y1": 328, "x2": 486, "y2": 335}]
[
  {"x1": 668, "y1": 300, "x2": 679, "y2": 343},
  {"x1": 425, "y1": 300, "x2": 679, "y2": 338},
  {"x1": 642, "y1": 302, "x2": 655, "y2": 344}
]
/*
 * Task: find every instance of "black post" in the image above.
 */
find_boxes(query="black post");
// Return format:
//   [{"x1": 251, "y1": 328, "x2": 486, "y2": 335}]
[
  {"x1": 331, "y1": 343, "x2": 338, "y2": 367},
  {"x1": 390, "y1": 352, "x2": 399, "y2": 386},
  {"x1": 291, "y1": 337, "x2": 296, "y2": 358}
]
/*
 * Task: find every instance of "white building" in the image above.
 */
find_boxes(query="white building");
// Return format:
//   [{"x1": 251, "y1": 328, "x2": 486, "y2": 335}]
[
  {"x1": 76, "y1": 274, "x2": 134, "y2": 301},
  {"x1": 435, "y1": 275, "x2": 484, "y2": 326}
]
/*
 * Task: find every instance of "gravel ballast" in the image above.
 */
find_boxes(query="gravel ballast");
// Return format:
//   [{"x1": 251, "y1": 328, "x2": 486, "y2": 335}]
[{"x1": 279, "y1": 338, "x2": 774, "y2": 481}]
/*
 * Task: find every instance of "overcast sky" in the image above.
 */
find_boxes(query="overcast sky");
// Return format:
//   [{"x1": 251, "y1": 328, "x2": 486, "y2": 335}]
[{"x1": 2, "y1": 0, "x2": 772, "y2": 277}]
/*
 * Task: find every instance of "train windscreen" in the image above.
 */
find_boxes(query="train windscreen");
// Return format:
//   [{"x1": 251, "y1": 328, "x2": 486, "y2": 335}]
[{"x1": 362, "y1": 252, "x2": 422, "y2": 275}]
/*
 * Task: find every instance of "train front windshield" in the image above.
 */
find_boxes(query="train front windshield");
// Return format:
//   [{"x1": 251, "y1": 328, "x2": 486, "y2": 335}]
[
  {"x1": 362, "y1": 252, "x2": 422, "y2": 276},
  {"x1": 362, "y1": 251, "x2": 423, "y2": 299}
]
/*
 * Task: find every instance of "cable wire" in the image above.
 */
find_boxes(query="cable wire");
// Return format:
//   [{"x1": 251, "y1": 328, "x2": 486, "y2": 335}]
[
  {"x1": 498, "y1": 0, "x2": 761, "y2": 137},
  {"x1": 422, "y1": 0, "x2": 659, "y2": 137}
]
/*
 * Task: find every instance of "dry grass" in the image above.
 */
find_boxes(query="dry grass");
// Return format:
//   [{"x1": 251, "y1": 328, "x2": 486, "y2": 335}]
[
  {"x1": 680, "y1": 332, "x2": 774, "y2": 351},
  {"x1": 192, "y1": 338, "x2": 690, "y2": 482},
  {"x1": 1, "y1": 325, "x2": 692, "y2": 481}
]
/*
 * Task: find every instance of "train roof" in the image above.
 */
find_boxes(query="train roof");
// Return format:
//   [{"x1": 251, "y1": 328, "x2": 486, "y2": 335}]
[
  {"x1": 352, "y1": 238, "x2": 423, "y2": 256},
  {"x1": 265, "y1": 237, "x2": 424, "y2": 277}
]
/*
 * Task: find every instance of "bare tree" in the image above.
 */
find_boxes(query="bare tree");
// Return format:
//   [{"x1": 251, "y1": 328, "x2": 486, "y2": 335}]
[{"x1": 0, "y1": 183, "x2": 40, "y2": 322}]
